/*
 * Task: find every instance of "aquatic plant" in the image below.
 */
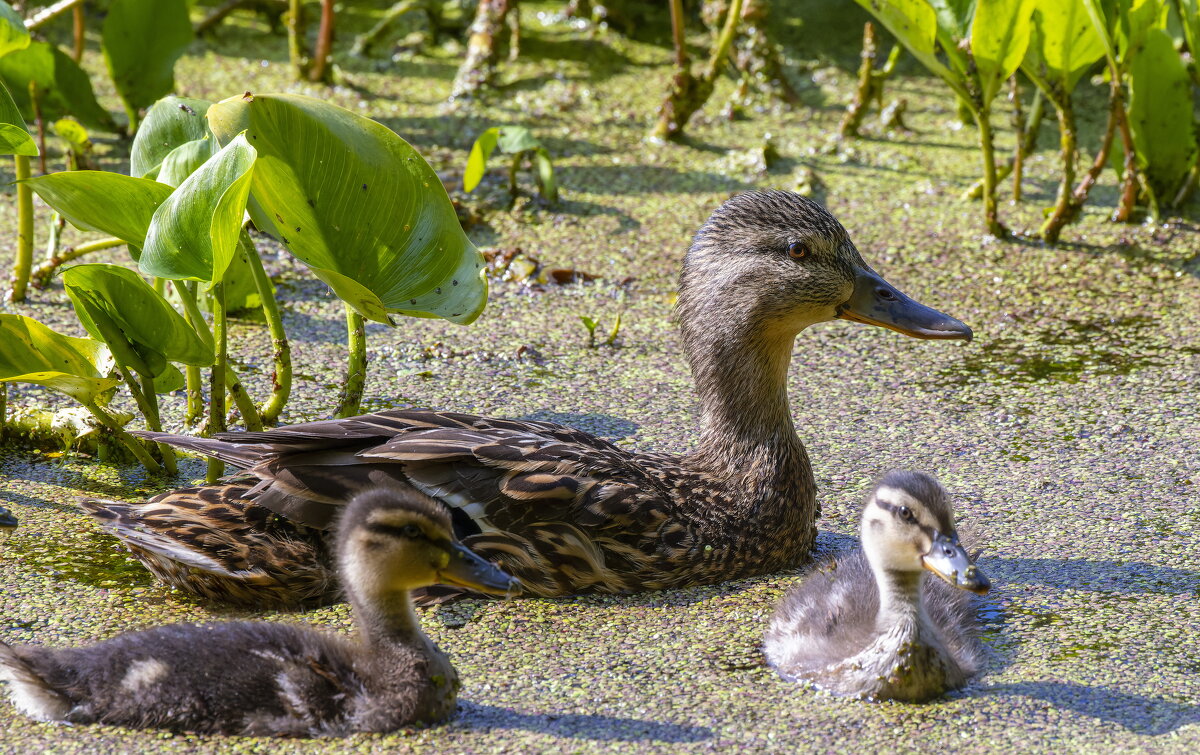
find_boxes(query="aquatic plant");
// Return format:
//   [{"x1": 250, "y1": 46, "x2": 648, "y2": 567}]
[{"x1": 464, "y1": 125, "x2": 559, "y2": 203}]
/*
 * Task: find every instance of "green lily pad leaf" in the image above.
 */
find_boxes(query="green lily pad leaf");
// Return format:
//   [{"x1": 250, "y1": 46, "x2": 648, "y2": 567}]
[
  {"x1": 158, "y1": 137, "x2": 218, "y2": 188},
  {"x1": 130, "y1": 96, "x2": 214, "y2": 179},
  {"x1": 0, "y1": 41, "x2": 117, "y2": 132},
  {"x1": 102, "y1": 0, "x2": 194, "y2": 116},
  {"x1": 0, "y1": 314, "x2": 117, "y2": 404},
  {"x1": 141, "y1": 133, "x2": 257, "y2": 284},
  {"x1": 207, "y1": 93, "x2": 488, "y2": 325},
  {"x1": 0, "y1": 1, "x2": 30, "y2": 59},
  {"x1": 972, "y1": 0, "x2": 1034, "y2": 103},
  {"x1": 928, "y1": 0, "x2": 977, "y2": 41},
  {"x1": 464, "y1": 127, "x2": 499, "y2": 192},
  {"x1": 497, "y1": 125, "x2": 541, "y2": 154},
  {"x1": 1126, "y1": 27, "x2": 1197, "y2": 203},
  {"x1": 62, "y1": 264, "x2": 212, "y2": 380},
  {"x1": 23, "y1": 172, "x2": 173, "y2": 252},
  {"x1": 0, "y1": 78, "x2": 36, "y2": 156},
  {"x1": 1025, "y1": 0, "x2": 1107, "y2": 90}
]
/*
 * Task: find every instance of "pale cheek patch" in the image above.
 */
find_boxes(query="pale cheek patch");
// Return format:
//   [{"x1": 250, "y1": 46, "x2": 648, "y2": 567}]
[{"x1": 120, "y1": 658, "x2": 170, "y2": 692}]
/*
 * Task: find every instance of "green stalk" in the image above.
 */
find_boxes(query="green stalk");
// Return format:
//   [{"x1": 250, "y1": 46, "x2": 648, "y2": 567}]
[
  {"x1": 973, "y1": 104, "x2": 1004, "y2": 236},
  {"x1": 0, "y1": 384, "x2": 6, "y2": 428},
  {"x1": 288, "y1": 0, "x2": 306, "y2": 80},
  {"x1": 184, "y1": 364, "x2": 203, "y2": 427},
  {"x1": 32, "y1": 236, "x2": 127, "y2": 288},
  {"x1": 9, "y1": 155, "x2": 34, "y2": 302},
  {"x1": 1040, "y1": 93, "x2": 1077, "y2": 243},
  {"x1": 207, "y1": 280, "x2": 228, "y2": 483},
  {"x1": 175, "y1": 280, "x2": 262, "y2": 431},
  {"x1": 335, "y1": 304, "x2": 367, "y2": 418},
  {"x1": 80, "y1": 398, "x2": 162, "y2": 475},
  {"x1": 242, "y1": 234, "x2": 291, "y2": 425},
  {"x1": 115, "y1": 363, "x2": 178, "y2": 475}
]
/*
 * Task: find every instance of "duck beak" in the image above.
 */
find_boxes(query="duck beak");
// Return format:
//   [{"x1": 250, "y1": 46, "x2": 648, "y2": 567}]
[
  {"x1": 439, "y1": 542, "x2": 522, "y2": 597},
  {"x1": 837, "y1": 267, "x2": 973, "y2": 341},
  {"x1": 921, "y1": 533, "x2": 990, "y2": 595}
]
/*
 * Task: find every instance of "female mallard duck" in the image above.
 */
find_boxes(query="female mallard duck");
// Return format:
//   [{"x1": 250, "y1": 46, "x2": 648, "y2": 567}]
[
  {"x1": 763, "y1": 471, "x2": 990, "y2": 702},
  {"x1": 80, "y1": 191, "x2": 972, "y2": 607},
  {"x1": 0, "y1": 487, "x2": 517, "y2": 735},
  {"x1": 0, "y1": 506, "x2": 15, "y2": 543}
]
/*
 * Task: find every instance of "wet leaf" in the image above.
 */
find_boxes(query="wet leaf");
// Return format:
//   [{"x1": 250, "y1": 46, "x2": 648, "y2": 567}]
[
  {"x1": 102, "y1": 0, "x2": 193, "y2": 116},
  {"x1": 207, "y1": 93, "x2": 487, "y2": 325},
  {"x1": 0, "y1": 314, "x2": 117, "y2": 404}
]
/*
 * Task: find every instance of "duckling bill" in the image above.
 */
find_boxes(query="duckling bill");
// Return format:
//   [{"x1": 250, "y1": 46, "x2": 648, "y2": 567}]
[
  {"x1": 764, "y1": 471, "x2": 989, "y2": 702},
  {"x1": 0, "y1": 488, "x2": 518, "y2": 736}
]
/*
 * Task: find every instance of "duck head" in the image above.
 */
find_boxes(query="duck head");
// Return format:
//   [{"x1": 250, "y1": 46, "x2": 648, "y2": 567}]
[
  {"x1": 861, "y1": 470, "x2": 990, "y2": 595},
  {"x1": 676, "y1": 191, "x2": 972, "y2": 343},
  {"x1": 0, "y1": 507, "x2": 15, "y2": 543}
]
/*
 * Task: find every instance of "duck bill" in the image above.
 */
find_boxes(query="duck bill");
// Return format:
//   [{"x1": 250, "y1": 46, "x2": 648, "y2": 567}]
[
  {"x1": 922, "y1": 534, "x2": 990, "y2": 595},
  {"x1": 836, "y1": 267, "x2": 973, "y2": 341},
  {"x1": 439, "y1": 542, "x2": 522, "y2": 597}
]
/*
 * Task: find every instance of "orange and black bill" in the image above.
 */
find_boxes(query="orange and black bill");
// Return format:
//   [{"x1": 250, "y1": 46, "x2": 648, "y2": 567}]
[{"x1": 837, "y1": 266, "x2": 973, "y2": 341}]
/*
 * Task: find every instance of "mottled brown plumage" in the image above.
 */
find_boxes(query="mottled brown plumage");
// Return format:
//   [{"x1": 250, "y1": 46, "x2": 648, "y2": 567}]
[
  {"x1": 1, "y1": 488, "x2": 517, "y2": 735},
  {"x1": 80, "y1": 191, "x2": 972, "y2": 608}
]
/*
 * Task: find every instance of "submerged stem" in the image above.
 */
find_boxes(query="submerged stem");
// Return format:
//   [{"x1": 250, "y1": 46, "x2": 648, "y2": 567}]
[{"x1": 81, "y1": 399, "x2": 162, "y2": 475}]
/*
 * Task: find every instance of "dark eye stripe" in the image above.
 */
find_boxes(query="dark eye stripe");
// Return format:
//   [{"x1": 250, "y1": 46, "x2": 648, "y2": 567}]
[
  {"x1": 875, "y1": 499, "x2": 938, "y2": 539},
  {"x1": 365, "y1": 522, "x2": 423, "y2": 539}
]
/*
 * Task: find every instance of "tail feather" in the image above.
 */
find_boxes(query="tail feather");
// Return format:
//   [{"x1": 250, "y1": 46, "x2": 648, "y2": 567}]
[
  {"x1": 0, "y1": 641, "x2": 71, "y2": 721},
  {"x1": 133, "y1": 431, "x2": 269, "y2": 468}
]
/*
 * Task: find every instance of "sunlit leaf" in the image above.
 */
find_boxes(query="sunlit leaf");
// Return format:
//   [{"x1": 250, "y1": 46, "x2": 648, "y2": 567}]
[
  {"x1": 62, "y1": 265, "x2": 213, "y2": 381},
  {"x1": 102, "y1": 0, "x2": 194, "y2": 115},
  {"x1": 158, "y1": 137, "x2": 218, "y2": 188},
  {"x1": 854, "y1": 1, "x2": 968, "y2": 101},
  {"x1": 497, "y1": 126, "x2": 541, "y2": 154},
  {"x1": 0, "y1": 1, "x2": 30, "y2": 59},
  {"x1": 1026, "y1": 0, "x2": 1107, "y2": 89},
  {"x1": 0, "y1": 41, "x2": 117, "y2": 132},
  {"x1": 0, "y1": 314, "x2": 117, "y2": 404},
  {"x1": 207, "y1": 93, "x2": 488, "y2": 325},
  {"x1": 464, "y1": 127, "x2": 500, "y2": 192},
  {"x1": 972, "y1": 0, "x2": 1034, "y2": 103},
  {"x1": 0, "y1": 78, "x2": 36, "y2": 157},
  {"x1": 1126, "y1": 27, "x2": 1197, "y2": 202},
  {"x1": 141, "y1": 133, "x2": 257, "y2": 284},
  {"x1": 534, "y1": 147, "x2": 558, "y2": 203},
  {"x1": 130, "y1": 95, "x2": 214, "y2": 179},
  {"x1": 23, "y1": 172, "x2": 173, "y2": 252},
  {"x1": 53, "y1": 118, "x2": 91, "y2": 154}
]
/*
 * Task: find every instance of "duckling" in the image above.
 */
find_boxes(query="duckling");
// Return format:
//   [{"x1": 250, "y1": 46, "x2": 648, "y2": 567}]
[
  {"x1": 0, "y1": 506, "x2": 15, "y2": 543},
  {"x1": 0, "y1": 487, "x2": 517, "y2": 736},
  {"x1": 763, "y1": 471, "x2": 989, "y2": 702}
]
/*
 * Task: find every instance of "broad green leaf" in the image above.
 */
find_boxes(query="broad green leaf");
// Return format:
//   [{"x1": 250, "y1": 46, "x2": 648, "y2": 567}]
[
  {"x1": 972, "y1": 0, "x2": 1034, "y2": 103},
  {"x1": 1126, "y1": 27, "x2": 1197, "y2": 202},
  {"x1": 534, "y1": 147, "x2": 558, "y2": 203},
  {"x1": 0, "y1": 314, "x2": 117, "y2": 404},
  {"x1": 1120, "y1": 0, "x2": 1167, "y2": 58},
  {"x1": 130, "y1": 96, "x2": 214, "y2": 179},
  {"x1": 497, "y1": 126, "x2": 541, "y2": 154},
  {"x1": 24, "y1": 172, "x2": 173, "y2": 250},
  {"x1": 102, "y1": 0, "x2": 194, "y2": 115},
  {"x1": 207, "y1": 93, "x2": 488, "y2": 325},
  {"x1": 158, "y1": 137, "x2": 217, "y2": 188},
  {"x1": 0, "y1": 78, "x2": 36, "y2": 157},
  {"x1": 0, "y1": 41, "x2": 117, "y2": 132},
  {"x1": 151, "y1": 363, "x2": 185, "y2": 393},
  {"x1": 854, "y1": 1, "x2": 970, "y2": 102},
  {"x1": 928, "y1": 0, "x2": 978, "y2": 40},
  {"x1": 1081, "y1": 0, "x2": 1120, "y2": 71},
  {"x1": 1178, "y1": 0, "x2": 1200, "y2": 57},
  {"x1": 0, "y1": 1, "x2": 30, "y2": 58},
  {"x1": 53, "y1": 118, "x2": 90, "y2": 154},
  {"x1": 1026, "y1": 0, "x2": 1108, "y2": 89},
  {"x1": 464, "y1": 127, "x2": 499, "y2": 192},
  {"x1": 198, "y1": 232, "x2": 266, "y2": 315},
  {"x1": 141, "y1": 134, "x2": 257, "y2": 284},
  {"x1": 62, "y1": 264, "x2": 212, "y2": 380}
]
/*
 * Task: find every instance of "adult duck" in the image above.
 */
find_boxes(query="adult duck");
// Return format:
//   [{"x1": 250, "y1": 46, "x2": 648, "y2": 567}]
[{"x1": 81, "y1": 191, "x2": 972, "y2": 607}]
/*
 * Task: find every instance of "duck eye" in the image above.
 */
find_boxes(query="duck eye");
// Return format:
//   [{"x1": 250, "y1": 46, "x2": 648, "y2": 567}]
[
  {"x1": 787, "y1": 241, "x2": 808, "y2": 260},
  {"x1": 898, "y1": 506, "x2": 914, "y2": 522},
  {"x1": 401, "y1": 524, "x2": 422, "y2": 539}
]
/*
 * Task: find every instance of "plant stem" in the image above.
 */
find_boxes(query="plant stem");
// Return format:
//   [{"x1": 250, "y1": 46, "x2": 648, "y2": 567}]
[
  {"x1": 973, "y1": 105, "x2": 1004, "y2": 236},
  {"x1": 1010, "y1": 75, "x2": 1024, "y2": 202},
  {"x1": 185, "y1": 364, "x2": 203, "y2": 427},
  {"x1": 450, "y1": 0, "x2": 514, "y2": 99},
  {"x1": 29, "y1": 83, "x2": 47, "y2": 176},
  {"x1": 288, "y1": 0, "x2": 306, "y2": 80},
  {"x1": 242, "y1": 234, "x2": 290, "y2": 425},
  {"x1": 0, "y1": 384, "x2": 6, "y2": 427},
  {"x1": 840, "y1": 22, "x2": 877, "y2": 140},
  {"x1": 1040, "y1": 93, "x2": 1077, "y2": 243},
  {"x1": 8, "y1": 155, "x2": 34, "y2": 303},
  {"x1": 115, "y1": 363, "x2": 178, "y2": 475},
  {"x1": 72, "y1": 2, "x2": 84, "y2": 61},
  {"x1": 1067, "y1": 78, "x2": 1121, "y2": 216},
  {"x1": 352, "y1": 0, "x2": 421, "y2": 56},
  {"x1": 651, "y1": 0, "x2": 744, "y2": 141},
  {"x1": 174, "y1": 280, "x2": 262, "y2": 430},
  {"x1": 335, "y1": 304, "x2": 367, "y2": 418},
  {"x1": 207, "y1": 280, "x2": 228, "y2": 482},
  {"x1": 307, "y1": 0, "x2": 336, "y2": 82},
  {"x1": 31, "y1": 236, "x2": 126, "y2": 288},
  {"x1": 1114, "y1": 88, "x2": 1139, "y2": 222},
  {"x1": 669, "y1": 0, "x2": 688, "y2": 69},
  {"x1": 81, "y1": 399, "x2": 162, "y2": 475},
  {"x1": 963, "y1": 90, "x2": 1043, "y2": 200}
]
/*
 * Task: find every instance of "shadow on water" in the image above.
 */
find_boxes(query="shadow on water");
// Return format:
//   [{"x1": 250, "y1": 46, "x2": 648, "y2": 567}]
[
  {"x1": 516, "y1": 411, "x2": 640, "y2": 441},
  {"x1": 981, "y1": 556, "x2": 1200, "y2": 595},
  {"x1": 455, "y1": 700, "x2": 712, "y2": 743},
  {"x1": 980, "y1": 681, "x2": 1200, "y2": 735}
]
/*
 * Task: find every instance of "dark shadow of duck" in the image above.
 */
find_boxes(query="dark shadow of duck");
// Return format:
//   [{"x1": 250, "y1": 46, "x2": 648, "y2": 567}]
[
  {"x1": 454, "y1": 700, "x2": 712, "y2": 743},
  {"x1": 976, "y1": 681, "x2": 1200, "y2": 735}
]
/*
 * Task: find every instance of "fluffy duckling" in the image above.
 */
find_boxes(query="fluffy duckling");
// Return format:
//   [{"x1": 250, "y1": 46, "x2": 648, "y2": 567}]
[
  {"x1": 0, "y1": 506, "x2": 15, "y2": 543},
  {"x1": 763, "y1": 471, "x2": 989, "y2": 702},
  {"x1": 0, "y1": 487, "x2": 517, "y2": 736}
]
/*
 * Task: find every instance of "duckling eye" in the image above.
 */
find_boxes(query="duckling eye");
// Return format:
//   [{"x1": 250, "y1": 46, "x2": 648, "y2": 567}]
[
  {"x1": 897, "y1": 506, "x2": 914, "y2": 522},
  {"x1": 401, "y1": 524, "x2": 422, "y2": 539},
  {"x1": 787, "y1": 241, "x2": 808, "y2": 260}
]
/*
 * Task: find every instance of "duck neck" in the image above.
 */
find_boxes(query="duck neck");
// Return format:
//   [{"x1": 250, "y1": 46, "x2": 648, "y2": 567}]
[
  {"x1": 874, "y1": 567, "x2": 926, "y2": 631},
  {"x1": 683, "y1": 320, "x2": 805, "y2": 478}
]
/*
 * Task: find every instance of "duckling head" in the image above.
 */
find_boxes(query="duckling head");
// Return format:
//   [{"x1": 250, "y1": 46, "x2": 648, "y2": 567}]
[
  {"x1": 0, "y1": 506, "x2": 15, "y2": 544},
  {"x1": 676, "y1": 191, "x2": 972, "y2": 346},
  {"x1": 861, "y1": 471, "x2": 990, "y2": 595},
  {"x1": 336, "y1": 488, "x2": 519, "y2": 597}
]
